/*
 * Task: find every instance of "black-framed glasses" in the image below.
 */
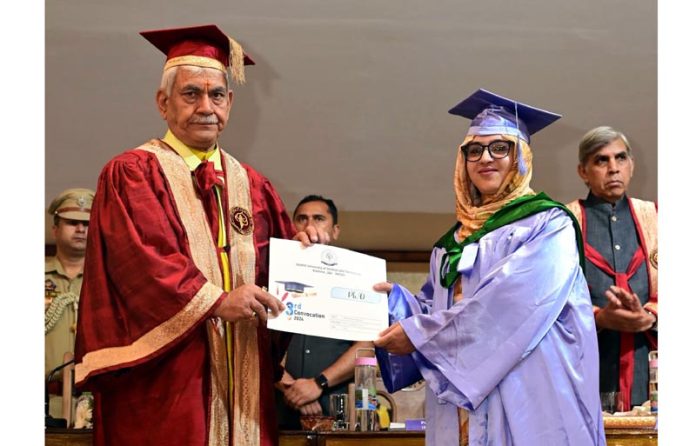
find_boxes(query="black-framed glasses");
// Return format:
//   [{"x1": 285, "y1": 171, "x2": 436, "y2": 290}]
[{"x1": 460, "y1": 140, "x2": 513, "y2": 162}]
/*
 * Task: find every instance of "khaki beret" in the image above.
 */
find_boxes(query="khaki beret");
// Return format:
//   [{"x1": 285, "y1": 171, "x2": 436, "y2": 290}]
[{"x1": 48, "y1": 188, "x2": 95, "y2": 222}]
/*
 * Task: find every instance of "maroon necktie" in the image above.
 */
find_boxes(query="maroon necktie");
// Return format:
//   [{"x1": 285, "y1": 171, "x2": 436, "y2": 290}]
[{"x1": 193, "y1": 160, "x2": 223, "y2": 240}]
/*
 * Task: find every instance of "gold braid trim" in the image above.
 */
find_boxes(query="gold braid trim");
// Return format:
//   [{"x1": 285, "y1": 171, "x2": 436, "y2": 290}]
[
  {"x1": 458, "y1": 407, "x2": 469, "y2": 445},
  {"x1": 228, "y1": 38, "x2": 246, "y2": 85},
  {"x1": 207, "y1": 317, "x2": 230, "y2": 446},
  {"x1": 164, "y1": 55, "x2": 225, "y2": 73},
  {"x1": 630, "y1": 198, "x2": 658, "y2": 300},
  {"x1": 45, "y1": 292, "x2": 78, "y2": 334},
  {"x1": 222, "y1": 152, "x2": 260, "y2": 446},
  {"x1": 565, "y1": 200, "x2": 582, "y2": 223}
]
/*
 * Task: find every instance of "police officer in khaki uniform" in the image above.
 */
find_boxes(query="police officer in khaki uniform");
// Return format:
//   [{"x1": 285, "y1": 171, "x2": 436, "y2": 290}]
[{"x1": 45, "y1": 188, "x2": 94, "y2": 420}]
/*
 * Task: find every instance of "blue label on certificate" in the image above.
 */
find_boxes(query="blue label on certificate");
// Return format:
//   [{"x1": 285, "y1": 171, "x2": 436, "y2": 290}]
[{"x1": 331, "y1": 287, "x2": 381, "y2": 304}]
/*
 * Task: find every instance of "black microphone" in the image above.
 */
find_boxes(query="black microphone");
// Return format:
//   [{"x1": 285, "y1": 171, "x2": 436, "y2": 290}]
[{"x1": 45, "y1": 358, "x2": 76, "y2": 428}]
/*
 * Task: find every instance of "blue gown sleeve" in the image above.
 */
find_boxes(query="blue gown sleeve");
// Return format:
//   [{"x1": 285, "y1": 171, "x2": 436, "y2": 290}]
[{"x1": 375, "y1": 249, "x2": 444, "y2": 392}]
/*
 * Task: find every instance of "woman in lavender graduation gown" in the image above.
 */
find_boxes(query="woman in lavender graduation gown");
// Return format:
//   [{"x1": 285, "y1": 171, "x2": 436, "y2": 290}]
[{"x1": 374, "y1": 89, "x2": 606, "y2": 446}]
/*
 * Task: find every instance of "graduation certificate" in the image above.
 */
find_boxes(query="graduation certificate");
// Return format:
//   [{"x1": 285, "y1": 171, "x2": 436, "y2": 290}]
[{"x1": 266, "y1": 237, "x2": 388, "y2": 341}]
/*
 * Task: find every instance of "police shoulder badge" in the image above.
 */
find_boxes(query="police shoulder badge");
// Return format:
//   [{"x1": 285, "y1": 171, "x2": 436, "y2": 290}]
[
  {"x1": 45, "y1": 279, "x2": 57, "y2": 297},
  {"x1": 230, "y1": 206, "x2": 254, "y2": 235}
]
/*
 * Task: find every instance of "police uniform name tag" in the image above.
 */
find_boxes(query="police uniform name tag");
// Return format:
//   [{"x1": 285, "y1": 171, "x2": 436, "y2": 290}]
[{"x1": 267, "y1": 238, "x2": 388, "y2": 341}]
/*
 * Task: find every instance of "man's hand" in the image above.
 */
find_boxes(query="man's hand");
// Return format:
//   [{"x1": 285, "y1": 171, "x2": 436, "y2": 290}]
[
  {"x1": 373, "y1": 322, "x2": 415, "y2": 355},
  {"x1": 275, "y1": 370, "x2": 295, "y2": 392},
  {"x1": 298, "y1": 401, "x2": 323, "y2": 416},
  {"x1": 595, "y1": 285, "x2": 656, "y2": 332},
  {"x1": 278, "y1": 372, "x2": 324, "y2": 412},
  {"x1": 293, "y1": 226, "x2": 331, "y2": 246},
  {"x1": 283, "y1": 377, "x2": 323, "y2": 408},
  {"x1": 213, "y1": 284, "x2": 285, "y2": 322}
]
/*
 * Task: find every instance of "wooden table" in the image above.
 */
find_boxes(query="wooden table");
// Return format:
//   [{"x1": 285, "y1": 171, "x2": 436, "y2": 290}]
[
  {"x1": 280, "y1": 430, "x2": 426, "y2": 446},
  {"x1": 604, "y1": 427, "x2": 657, "y2": 446},
  {"x1": 45, "y1": 428, "x2": 92, "y2": 446},
  {"x1": 46, "y1": 427, "x2": 657, "y2": 446}
]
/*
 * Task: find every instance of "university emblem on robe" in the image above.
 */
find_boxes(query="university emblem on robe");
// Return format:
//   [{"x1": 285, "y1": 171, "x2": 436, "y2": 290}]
[
  {"x1": 231, "y1": 206, "x2": 254, "y2": 235},
  {"x1": 649, "y1": 249, "x2": 658, "y2": 269}
]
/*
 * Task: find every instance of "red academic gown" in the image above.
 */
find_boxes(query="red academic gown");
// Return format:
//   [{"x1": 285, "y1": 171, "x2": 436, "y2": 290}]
[{"x1": 74, "y1": 140, "x2": 295, "y2": 446}]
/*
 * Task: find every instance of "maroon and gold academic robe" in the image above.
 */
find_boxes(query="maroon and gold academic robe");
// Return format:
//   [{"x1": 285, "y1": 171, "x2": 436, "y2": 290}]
[{"x1": 74, "y1": 140, "x2": 295, "y2": 446}]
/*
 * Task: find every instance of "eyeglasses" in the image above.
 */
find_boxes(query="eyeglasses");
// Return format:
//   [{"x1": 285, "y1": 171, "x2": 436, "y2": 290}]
[{"x1": 460, "y1": 140, "x2": 513, "y2": 162}]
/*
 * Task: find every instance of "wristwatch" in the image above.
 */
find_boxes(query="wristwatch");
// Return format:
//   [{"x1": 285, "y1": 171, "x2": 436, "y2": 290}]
[{"x1": 314, "y1": 373, "x2": 329, "y2": 393}]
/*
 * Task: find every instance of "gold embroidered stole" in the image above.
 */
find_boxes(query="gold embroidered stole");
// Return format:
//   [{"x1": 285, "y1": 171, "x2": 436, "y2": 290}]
[
  {"x1": 221, "y1": 151, "x2": 261, "y2": 446},
  {"x1": 452, "y1": 278, "x2": 468, "y2": 444},
  {"x1": 140, "y1": 141, "x2": 260, "y2": 446},
  {"x1": 629, "y1": 198, "x2": 658, "y2": 306},
  {"x1": 458, "y1": 407, "x2": 469, "y2": 445}
]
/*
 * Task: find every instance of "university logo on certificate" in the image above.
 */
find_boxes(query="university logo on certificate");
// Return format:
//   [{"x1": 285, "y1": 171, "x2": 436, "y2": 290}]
[{"x1": 266, "y1": 238, "x2": 388, "y2": 341}]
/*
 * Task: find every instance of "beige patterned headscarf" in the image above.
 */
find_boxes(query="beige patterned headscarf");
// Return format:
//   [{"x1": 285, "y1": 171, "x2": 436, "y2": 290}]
[{"x1": 454, "y1": 134, "x2": 535, "y2": 241}]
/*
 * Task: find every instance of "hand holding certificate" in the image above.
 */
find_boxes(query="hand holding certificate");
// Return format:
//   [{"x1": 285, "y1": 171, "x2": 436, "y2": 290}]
[{"x1": 267, "y1": 238, "x2": 388, "y2": 341}]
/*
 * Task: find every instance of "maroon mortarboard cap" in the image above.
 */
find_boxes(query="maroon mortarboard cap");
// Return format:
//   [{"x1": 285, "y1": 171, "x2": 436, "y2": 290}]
[{"x1": 140, "y1": 24, "x2": 255, "y2": 84}]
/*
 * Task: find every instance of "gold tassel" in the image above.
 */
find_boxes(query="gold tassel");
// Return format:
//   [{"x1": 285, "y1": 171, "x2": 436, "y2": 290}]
[{"x1": 228, "y1": 37, "x2": 246, "y2": 85}]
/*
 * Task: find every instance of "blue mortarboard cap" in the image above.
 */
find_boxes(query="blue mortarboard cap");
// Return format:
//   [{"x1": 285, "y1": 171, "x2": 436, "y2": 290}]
[
  {"x1": 276, "y1": 281, "x2": 314, "y2": 293},
  {"x1": 448, "y1": 89, "x2": 561, "y2": 143}
]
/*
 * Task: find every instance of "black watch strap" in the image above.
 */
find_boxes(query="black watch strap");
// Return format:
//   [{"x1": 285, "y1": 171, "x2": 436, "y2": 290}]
[{"x1": 314, "y1": 373, "x2": 329, "y2": 392}]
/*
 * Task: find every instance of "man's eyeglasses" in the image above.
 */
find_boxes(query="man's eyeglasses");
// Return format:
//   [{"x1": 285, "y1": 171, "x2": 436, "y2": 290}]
[{"x1": 460, "y1": 140, "x2": 513, "y2": 162}]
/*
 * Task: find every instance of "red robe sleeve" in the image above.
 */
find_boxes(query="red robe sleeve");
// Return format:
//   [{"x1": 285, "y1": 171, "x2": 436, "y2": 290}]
[{"x1": 75, "y1": 150, "x2": 224, "y2": 383}]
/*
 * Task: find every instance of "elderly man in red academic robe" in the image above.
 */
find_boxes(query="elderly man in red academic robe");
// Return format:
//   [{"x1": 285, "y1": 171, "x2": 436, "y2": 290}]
[{"x1": 74, "y1": 24, "x2": 325, "y2": 446}]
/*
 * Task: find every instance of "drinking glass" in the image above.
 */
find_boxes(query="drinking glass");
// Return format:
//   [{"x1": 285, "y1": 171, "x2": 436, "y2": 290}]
[
  {"x1": 330, "y1": 393, "x2": 348, "y2": 430},
  {"x1": 600, "y1": 391, "x2": 624, "y2": 414}
]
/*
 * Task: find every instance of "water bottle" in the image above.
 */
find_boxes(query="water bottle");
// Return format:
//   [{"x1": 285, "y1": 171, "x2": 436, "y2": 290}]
[
  {"x1": 648, "y1": 350, "x2": 658, "y2": 414},
  {"x1": 354, "y1": 348, "x2": 379, "y2": 431}
]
